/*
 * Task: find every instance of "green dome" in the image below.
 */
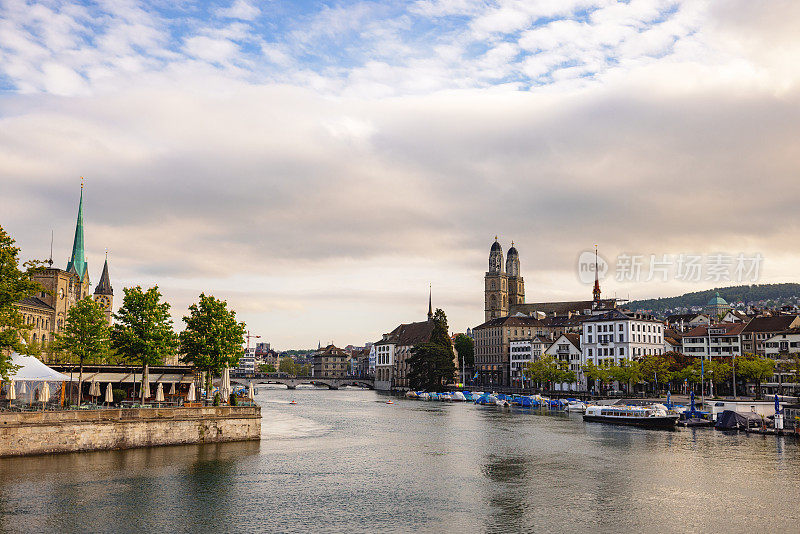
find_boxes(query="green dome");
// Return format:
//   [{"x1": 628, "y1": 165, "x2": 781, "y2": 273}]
[{"x1": 707, "y1": 291, "x2": 728, "y2": 306}]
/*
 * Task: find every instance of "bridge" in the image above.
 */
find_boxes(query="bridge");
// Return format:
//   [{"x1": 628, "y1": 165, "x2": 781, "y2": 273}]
[{"x1": 230, "y1": 374, "x2": 374, "y2": 390}]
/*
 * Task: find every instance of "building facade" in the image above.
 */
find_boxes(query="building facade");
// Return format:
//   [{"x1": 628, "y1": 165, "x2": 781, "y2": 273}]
[
  {"x1": 544, "y1": 333, "x2": 583, "y2": 390},
  {"x1": 681, "y1": 323, "x2": 745, "y2": 359},
  {"x1": 581, "y1": 310, "x2": 665, "y2": 369},
  {"x1": 312, "y1": 345, "x2": 350, "y2": 378},
  {"x1": 741, "y1": 315, "x2": 800, "y2": 355}
]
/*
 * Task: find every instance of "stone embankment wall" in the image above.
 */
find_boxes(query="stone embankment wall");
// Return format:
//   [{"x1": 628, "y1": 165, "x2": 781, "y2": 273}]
[{"x1": 0, "y1": 406, "x2": 261, "y2": 458}]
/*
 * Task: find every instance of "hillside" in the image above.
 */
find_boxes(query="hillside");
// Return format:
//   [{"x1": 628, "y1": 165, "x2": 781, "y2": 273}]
[{"x1": 627, "y1": 283, "x2": 800, "y2": 315}]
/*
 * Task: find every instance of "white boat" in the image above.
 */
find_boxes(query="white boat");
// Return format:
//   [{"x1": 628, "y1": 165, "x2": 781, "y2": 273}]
[
  {"x1": 583, "y1": 404, "x2": 679, "y2": 428},
  {"x1": 452, "y1": 391, "x2": 466, "y2": 401},
  {"x1": 495, "y1": 399, "x2": 510, "y2": 407},
  {"x1": 566, "y1": 401, "x2": 586, "y2": 412}
]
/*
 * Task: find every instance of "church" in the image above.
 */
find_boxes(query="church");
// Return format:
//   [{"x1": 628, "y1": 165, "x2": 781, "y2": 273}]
[{"x1": 16, "y1": 183, "x2": 114, "y2": 360}]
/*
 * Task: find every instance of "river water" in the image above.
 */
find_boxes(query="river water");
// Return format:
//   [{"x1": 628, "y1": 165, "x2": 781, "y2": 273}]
[{"x1": 1, "y1": 387, "x2": 799, "y2": 533}]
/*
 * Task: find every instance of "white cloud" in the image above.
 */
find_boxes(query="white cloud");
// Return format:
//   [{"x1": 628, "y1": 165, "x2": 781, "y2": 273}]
[{"x1": 215, "y1": 0, "x2": 261, "y2": 21}]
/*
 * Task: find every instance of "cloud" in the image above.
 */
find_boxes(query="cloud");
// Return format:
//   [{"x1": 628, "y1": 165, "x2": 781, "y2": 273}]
[
  {"x1": 215, "y1": 0, "x2": 260, "y2": 21},
  {"x1": 2, "y1": 0, "x2": 800, "y2": 347}
]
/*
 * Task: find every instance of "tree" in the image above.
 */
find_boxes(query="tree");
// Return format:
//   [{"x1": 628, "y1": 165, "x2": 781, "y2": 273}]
[
  {"x1": 112, "y1": 286, "x2": 179, "y2": 399},
  {"x1": 738, "y1": 354, "x2": 776, "y2": 399},
  {"x1": 582, "y1": 361, "x2": 609, "y2": 393},
  {"x1": 259, "y1": 363, "x2": 276, "y2": 374},
  {"x1": 523, "y1": 356, "x2": 574, "y2": 391},
  {"x1": 453, "y1": 334, "x2": 474, "y2": 368},
  {"x1": 638, "y1": 354, "x2": 671, "y2": 393},
  {"x1": 53, "y1": 298, "x2": 110, "y2": 404},
  {"x1": 0, "y1": 225, "x2": 45, "y2": 378},
  {"x1": 179, "y1": 293, "x2": 245, "y2": 403},
  {"x1": 608, "y1": 360, "x2": 641, "y2": 394},
  {"x1": 279, "y1": 357, "x2": 300, "y2": 376},
  {"x1": 408, "y1": 309, "x2": 456, "y2": 391}
]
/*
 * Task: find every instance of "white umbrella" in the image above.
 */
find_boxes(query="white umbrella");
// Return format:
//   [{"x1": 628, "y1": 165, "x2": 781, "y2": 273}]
[
  {"x1": 169, "y1": 382, "x2": 176, "y2": 395},
  {"x1": 141, "y1": 365, "x2": 150, "y2": 401},
  {"x1": 105, "y1": 383, "x2": 113, "y2": 404},
  {"x1": 187, "y1": 382, "x2": 196, "y2": 402},
  {"x1": 38, "y1": 382, "x2": 50, "y2": 403},
  {"x1": 18, "y1": 381, "x2": 27, "y2": 395},
  {"x1": 248, "y1": 382, "x2": 254, "y2": 400},
  {"x1": 220, "y1": 367, "x2": 231, "y2": 400},
  {"x1": 6, "y1": 380, "x2": 16, "y2": 401},
  {"x1": 155, "y1": 383, "x2": 165, "y2": 402},
  {"x1": 90, "y1": 380, "x2": 100, "y2": 397}
]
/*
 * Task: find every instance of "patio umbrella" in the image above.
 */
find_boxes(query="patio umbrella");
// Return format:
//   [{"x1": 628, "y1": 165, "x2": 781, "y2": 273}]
[
  {"x1": 105, "y1": 383, "x2": 113, "y2": 404},
  {"x1": 187, "y1": 382, "x2": 196, "y2": 402},
  {"x1": 155, "y1": 383, "x2": 165, "y2": 402},
  {"x1": 141, "y1": 365, "x2": 150, "y2": 401},
  {"x1": 169, "y1": 382, "x2": 176, "y2": 395},
  {"x1": 38, "y1": 382, "x2": 50, "y2": 403},
  {"x1": 220, "y1": 367, "x2": 231, "y2": 400},
  {"x1": 248, "y1": 382, "x2": 254, "y2": 400},
  {"x1": 90, "y1": 380, "x2": 100, "y2": 398},
  {"x1": 7, "y1": 380, "x2": 16, "y2": 401},
  {"x1": 18, "y1": 381, "x2": 27, "y2": 395}
]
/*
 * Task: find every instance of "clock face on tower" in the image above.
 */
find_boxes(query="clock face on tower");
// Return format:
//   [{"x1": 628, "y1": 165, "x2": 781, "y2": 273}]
[{"x1": 95, "y1": 295, "x2": 110, "y2": 310}]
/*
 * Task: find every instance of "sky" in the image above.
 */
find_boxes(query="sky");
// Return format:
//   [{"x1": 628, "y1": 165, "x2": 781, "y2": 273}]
[{"x1": 2, "y1": 0, "x2": 800, "y2": 349}]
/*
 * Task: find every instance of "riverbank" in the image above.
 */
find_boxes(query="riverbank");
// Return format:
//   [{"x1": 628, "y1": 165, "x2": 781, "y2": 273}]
[{"x1": 0, "y1": 405, "x2": 261, "y2": 457}]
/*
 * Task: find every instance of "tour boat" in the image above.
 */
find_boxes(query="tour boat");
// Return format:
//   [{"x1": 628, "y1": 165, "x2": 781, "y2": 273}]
[{"x1": 583, "y1": 405, "x2": 679, "y2": 429}]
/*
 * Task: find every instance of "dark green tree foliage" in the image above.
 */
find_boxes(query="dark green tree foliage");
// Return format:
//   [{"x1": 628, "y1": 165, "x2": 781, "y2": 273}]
[
  {"x1": 53, "y1": 298, "x2": 111, "y2": 404},
  {"x1": 524, "y1": 356, "x2": 576, "y2": 389},
  {"x1": 179, "y1": 293, "x2": 245, "y2": 402},
  {"x1": 408, "y1": 308, "x2": 455, "y2": 391},
  {"x1": 0, "y1": 225, "x2": 45, "y2": 378},
  {"x1": 453, "y1": 333, "x2": 474, "y2": 367},
  {"x1": 111, "y1": 285, "x2": 178, "y2": 383},
  {"x1": 628, "y1": 283, "x2": 800, "y2": 315}
]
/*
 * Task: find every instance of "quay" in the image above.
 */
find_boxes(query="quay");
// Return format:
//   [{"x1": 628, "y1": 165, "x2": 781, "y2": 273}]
[{"x1": 0, "y1": 405, "x2": 261, "y2": 458}]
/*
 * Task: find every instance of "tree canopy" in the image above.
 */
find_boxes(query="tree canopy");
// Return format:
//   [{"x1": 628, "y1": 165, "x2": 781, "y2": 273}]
[
  {"x1": 111, "y1": 285, "x2": 178, "y2": 369},
  {"x1": 453, "y1": 334, "x2": 474, "y2": 367},
  {"x1": 0, "y1": 225, "x2": 45, "y2": 378},
  {"x1": 524, "y1": 356, "x2": 576, "y2": 389},
  {"x1": 179, "y1": 293, "x2": 245, "y2": 400}
]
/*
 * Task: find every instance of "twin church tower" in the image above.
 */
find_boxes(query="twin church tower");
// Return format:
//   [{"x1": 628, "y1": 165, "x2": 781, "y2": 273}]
[{"x1": 484, "y1": 237, "x2": 525, "y2": 321}]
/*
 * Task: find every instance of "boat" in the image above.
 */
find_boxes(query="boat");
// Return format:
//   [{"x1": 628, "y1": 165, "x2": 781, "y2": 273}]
[
  {"x1": 405, "y1": 391, "x2": 418, "y2": 399},
  {"x1": 566, "y1": 401, "x2": 586, "y2": 412},
  {"x1": 583, "y1": 405, "x2": 679, "y2": 428},
  {"x1": 452, "y1": 391, "x2": 466, "y2": 402},
  {"x1": 289, "y1": 400, "x2": 297, "y2": 405},
  {"x1": 386, "y1": 400, "x2": 394, "y2": 405}
]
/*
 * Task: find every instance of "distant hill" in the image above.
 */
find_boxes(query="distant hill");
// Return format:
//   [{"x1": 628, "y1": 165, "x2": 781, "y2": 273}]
[{"x1": 627, "y1": 283, "x2": 800, "y2": 315}]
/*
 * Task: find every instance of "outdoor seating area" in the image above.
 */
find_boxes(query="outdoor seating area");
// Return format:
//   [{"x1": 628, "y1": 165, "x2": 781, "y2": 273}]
[{"x1": 1, "y1": 354, "x2": 257, "y2": 411}]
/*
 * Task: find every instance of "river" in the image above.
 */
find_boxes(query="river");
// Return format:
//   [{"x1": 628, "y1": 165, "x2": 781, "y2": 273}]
[{"x1": 1, "y1": 387, "x2": 799, "y2": 533}]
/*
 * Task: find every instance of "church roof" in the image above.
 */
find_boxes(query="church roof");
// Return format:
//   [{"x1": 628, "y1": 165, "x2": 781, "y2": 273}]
[
  {"x1": 94, "y1": 256, "x2": 113, "y2": 295},
  {"x1": 66, "y1": 185, "x2": 88, "y2": 281},
  {"x1": 491, "y1": 239, "x2": 502, "y2": 252},
  {"x1": 706, "y1": 291, "x2": 728, "y2": 306},
  {"x1": 18, "y1": 296, "x2": 54, "y2": 312}
]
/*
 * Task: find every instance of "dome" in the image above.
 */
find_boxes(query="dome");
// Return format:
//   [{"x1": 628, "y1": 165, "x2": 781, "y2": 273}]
[
  {"x1": 707, "y1": 291, "x2": 728, "y2": 306},
  {"x1": 491, "y1": 240, "x2": 502, "y2": 252},
  {"x1": 507, "y1": 242, "x2": 518, "y2": 257}
]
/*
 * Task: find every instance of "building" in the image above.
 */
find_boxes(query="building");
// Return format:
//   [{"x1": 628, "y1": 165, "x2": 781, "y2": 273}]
[
  {"x1": 681, "y1": 323, "x2": 745, "y2": 360},
  {"x1": 544, "y1": 333, "x2": 583, "y2": 391},
  {"x1": 508, "y1": 335, "x2": 549, "y2": 386},
  {"x1": 17, "y1": 184, "x2": 114, "y2": 359},
  {"x1": 704, "y1": 292, "x2": 732, "y2": 320},
  {"x1": 312, "y1": 345, "x2": 349, "y2": 378},
  {"x1": 474, "y1": 315, "x2": 555, "y2": 386},
  {"x1": 373, "y1": 319, "x2": 437, "y2": 391},
  {"x1": 663, "y1": 330, "x2": 683, "y2": 353},
  {"x1": 741, "y1": 315, "x2": 800, "y2": 355},
  {"x1": 581, "y1": 309, "x2": 665, "y2": 369},
  {"x1": 666, "y1": 313, "x2": 709, "y2": 333},
  {"x1": 237, "y1": 347, "x2": 256, "y2": 373},
  {"x1": 764, "y1": 328, "x2": 800, "y2": 358},
  {"x1": 484, "y1": 238, "x2": 524, "y2": 321}
]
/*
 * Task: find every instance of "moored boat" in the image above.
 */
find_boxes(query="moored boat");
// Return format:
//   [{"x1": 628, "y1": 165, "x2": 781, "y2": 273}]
[{"x1": 583, "y1": 405, "x2": 679, "y2": 428}]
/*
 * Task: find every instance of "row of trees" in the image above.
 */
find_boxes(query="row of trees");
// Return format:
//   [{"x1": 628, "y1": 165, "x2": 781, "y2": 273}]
[
  {"x1": 259, "y1": 358, "x2": 311, "y2": 376},
  {"x1": 1, "y1": 225, "x2": 246, "y2": 403},
  {"x1": 520, "y1": 351, "x2": 782, "y2": 399}
]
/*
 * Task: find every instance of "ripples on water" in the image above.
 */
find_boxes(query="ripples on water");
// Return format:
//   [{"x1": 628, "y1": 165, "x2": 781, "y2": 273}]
[{"x1": 1, "y1": 386, "x2": 798, "y2": 533}]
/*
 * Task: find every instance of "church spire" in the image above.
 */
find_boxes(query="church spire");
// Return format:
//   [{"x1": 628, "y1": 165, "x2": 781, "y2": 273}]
[
  {"x1": 592, "y1": 245, "x2": 601, "y2": 304},
  {"x1": 94, "y1": 251, "x2": 113, "y2": 295},
  {"x1": 66, "y1": 178, "x2": 88, "y2": 280},
  {"x1": 428, "y1": 285, "x2": 433, "y2": 321}
]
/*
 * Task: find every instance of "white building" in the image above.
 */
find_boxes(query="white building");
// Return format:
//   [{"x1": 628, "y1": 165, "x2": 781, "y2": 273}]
[
  {"x1": 681, "y1": 323, "x2": 745, "y2": 360},
  {"x1": 544, "y1": 333, "x2": 582, "y2": 391},
  {"x1": 764, "y1": 329, "x2": 800, "y2": 357},
  {"x1": 508, "y1": 336, "x2": 549, "y2": 387},
  {"x1": 237, "y1": 347, "x2": 256, "y2": 373},
  {"x1": 581, "y1": 309, "x2": 665, "y2": 368}
]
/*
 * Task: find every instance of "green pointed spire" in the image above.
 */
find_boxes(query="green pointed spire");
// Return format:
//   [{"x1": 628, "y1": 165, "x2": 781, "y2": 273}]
[{"x1": 66, "y1": 180, "x2": 88, "y2": 280}]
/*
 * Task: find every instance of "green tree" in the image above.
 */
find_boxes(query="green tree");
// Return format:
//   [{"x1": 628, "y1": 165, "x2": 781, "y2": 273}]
[
  {"x1": 638, "y1": 354, "x2": 671, "y2": 393},
  {"x1": 453, "y1": 334, "x2": 474, "y2": 367},
  {"x1": 408, "y1": 309, "x2": 455, "y2": 391},
  {"x1": 279, "y1": 357, "x2": 300, "y2": 376},
  {"x1": 608, "y1": 360, "x2": 641, "y2": 394},
  {"x1": 112, "y1": 286, "x2": 179, "y2": 398},
  {"x1": 0, "y1": 225, "x2": 45, "y2": 378},
  {"x1": 738, "y1": 354, "x2": 776, "y2": 399},
  {"x1": 300, "y1": 364, "x2": 312, "y2": 376},
  {"x1": 259, "y1": 363, "x2": 276, "y2": 374},
  {"x1": 179, "y1": 293, "x2": 245, "y2": 403},
  {"x1": 524, "y1": 356, "x2": 574, "y2": 391},
  {"x1": 582, "y1": 361, "x2": 609, "y2": 392},
  {"x1": 53, "y1": 298, "x2": 110, "y2": 404}
]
